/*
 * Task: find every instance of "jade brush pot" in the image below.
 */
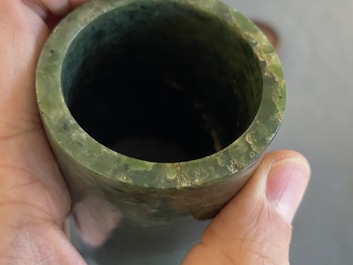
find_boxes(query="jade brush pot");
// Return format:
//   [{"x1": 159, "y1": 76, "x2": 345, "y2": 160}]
[{"x1": 36, "y1": 0, "x2": 286, "y2": 264}]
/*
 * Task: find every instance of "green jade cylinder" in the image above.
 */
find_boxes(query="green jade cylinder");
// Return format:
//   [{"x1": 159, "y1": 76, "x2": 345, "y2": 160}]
[{"x1": 36, "y1": 0, "x2": 286, "y2": 264}]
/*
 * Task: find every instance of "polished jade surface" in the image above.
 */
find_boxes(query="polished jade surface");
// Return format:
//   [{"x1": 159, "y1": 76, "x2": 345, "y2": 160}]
[
  {"x1": 36, "y1": 0, "x2": 286, "y2": 265},
  {"x1": 36, "y1": 0, "x2": 285, "y2": 263}
]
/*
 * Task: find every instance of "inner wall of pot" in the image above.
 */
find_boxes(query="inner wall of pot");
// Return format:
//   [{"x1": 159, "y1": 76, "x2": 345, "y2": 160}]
[{"x1": 61, "y1": 2, "x2": 262, "y2": 163}]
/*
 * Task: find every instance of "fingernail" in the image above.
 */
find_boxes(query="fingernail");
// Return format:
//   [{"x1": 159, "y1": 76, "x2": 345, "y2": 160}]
[{"x1": 266, "y1": 157, "x2": 310, "y2": 224}]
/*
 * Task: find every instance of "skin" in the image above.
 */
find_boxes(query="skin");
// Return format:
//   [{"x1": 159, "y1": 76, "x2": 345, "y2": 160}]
[{"x1": 0, "y1": 1, "x2": 310, "y2": 264}]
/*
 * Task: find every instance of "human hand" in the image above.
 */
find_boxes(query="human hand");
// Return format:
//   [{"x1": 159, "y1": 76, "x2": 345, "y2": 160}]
[
  {"x1": 0, "y1": 1, "x2": 310, "y2": 264},
  {"x1": 0, "y1": 1, "x2": 87, "y2": 264},
  {"x1": 183, "y1": 150, "x2": 310, "y2": 265}
]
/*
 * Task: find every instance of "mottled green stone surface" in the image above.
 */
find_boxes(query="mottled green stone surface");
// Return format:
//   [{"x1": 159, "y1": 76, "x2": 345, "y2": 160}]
[{"x1": 36, "y1": 1, "x2": 285, "y2": 262}]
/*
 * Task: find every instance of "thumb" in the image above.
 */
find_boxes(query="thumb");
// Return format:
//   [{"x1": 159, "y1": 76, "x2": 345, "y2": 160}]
[{"x1": 183, "y1": 150, "x2": 310, "y2": 265}]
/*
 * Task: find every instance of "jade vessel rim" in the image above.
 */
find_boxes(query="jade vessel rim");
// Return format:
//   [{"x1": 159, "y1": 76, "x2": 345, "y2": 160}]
[{"x1": 36, "y1": 0, "x2": 286, "y2": 189}]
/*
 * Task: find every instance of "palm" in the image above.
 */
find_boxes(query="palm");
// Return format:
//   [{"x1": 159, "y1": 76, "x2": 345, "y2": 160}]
[{"x1": 0, "y1": 1, "x2": 85, "y2": 264}]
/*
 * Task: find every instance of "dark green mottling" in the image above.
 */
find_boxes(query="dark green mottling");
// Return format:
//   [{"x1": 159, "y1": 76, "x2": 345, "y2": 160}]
[{"x1": 36, "y1": 0, "x2": 285, "y2": 225}]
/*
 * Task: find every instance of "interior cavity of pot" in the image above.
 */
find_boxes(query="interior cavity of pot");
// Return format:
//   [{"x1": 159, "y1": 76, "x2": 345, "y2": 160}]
[{"x1": 61, "y1": 1, "x2": 262, "y2": 163}]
